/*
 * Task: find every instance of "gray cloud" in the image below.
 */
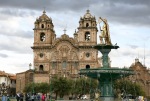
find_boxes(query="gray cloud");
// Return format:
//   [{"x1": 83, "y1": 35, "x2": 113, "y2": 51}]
[
  {"x1": 0, "y1": 36, "x2": 33, "y2": 54},
  {"x1": 0, "y1": 0, "x2": 95, "y2": 11},
  {"x1": 0, "y1": 30, "x2": 33, "y2": 39},
  {"x1": 0, "y1": 53, "x2": 8, "y2": 58},
  {"x1": 0, "y1": 8, "x2": 36, "y2": 18},
  {"x1": 128, "y1": 45, "x2": 139, "y2": 49},
  {"x1": 0, "y1": 0, "x2": 149, "y2": 27}
]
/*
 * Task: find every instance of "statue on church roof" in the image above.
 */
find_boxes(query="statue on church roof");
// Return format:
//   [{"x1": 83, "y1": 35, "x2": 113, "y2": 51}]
[{"x1": 98, "y1": 17, "x2": 112, "y2": 45}]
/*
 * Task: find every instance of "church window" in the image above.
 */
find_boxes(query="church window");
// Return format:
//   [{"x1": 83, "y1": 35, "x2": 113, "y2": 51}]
[
  {"x1": 39, "y1": 53, "x2": 44, "y2": 58},
  {"x1": 85, "y1": 32, "x2": 90, "y2": 41},
  {"x1": 86, "y1": 52, "x2": 90, "y2": 57},
  {"x1": 86, "y1": 23, "x2": 89, "y2": 27},
  {"x1": 62, "y1": 61, "x2": 67, "y2": 69},
  {"x1": 41, "y1": 24, "x2": 44, "y2": 28},
  {"x1": 40, "y1": 33, "x2": 46, "y2": 41},
  {"x1": 39, "y1": 65, "x2": 44, "y2": 71},
  {"x1": 47, "y1": 25, "x2": 49, "y2": 28},
  {"x1": 86, "y1": 65, "x2": 90, "y2": 69}
]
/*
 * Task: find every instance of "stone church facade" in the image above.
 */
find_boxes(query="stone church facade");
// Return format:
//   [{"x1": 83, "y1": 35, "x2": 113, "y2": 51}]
[{"x1": 31, "y1": 10, "x2": 101, "y2": 83}]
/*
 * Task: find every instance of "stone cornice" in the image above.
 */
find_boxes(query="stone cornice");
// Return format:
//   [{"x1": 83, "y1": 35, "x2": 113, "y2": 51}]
[{"x1": 31, "y1": 46, "x2": 52, "y2": 49}]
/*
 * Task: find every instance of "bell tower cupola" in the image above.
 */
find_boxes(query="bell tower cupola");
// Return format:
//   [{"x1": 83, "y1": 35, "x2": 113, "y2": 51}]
[
  {"x1": 77, "y1": 10, "x2": 98, "y2": 46},
  {"x1": 33, "y1": 10, "x2": 56, "y2": 46}
]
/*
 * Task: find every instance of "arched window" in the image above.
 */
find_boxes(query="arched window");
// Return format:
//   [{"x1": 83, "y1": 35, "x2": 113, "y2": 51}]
[
  {"x1": 62, "y1": 61, "x2": 67, "y2": 69},
  {"x1": 41, "y1": 24, "x2": 44, "y2": 28},
  {"x1": 85, "y1": 32, "x2": 90, "y2": 41},
  {"x1": 86, "y1": 23, "x2": 89, "y2": 27},
  {"x1": 86, "y1": 65, "x2": 90, "y2": 69},
  {"x1": 39, "y1": 65, "x2": 44, "y2": 71},
  {"x1": 40, "y1": 33, "x2": 46, "y2": 41}
]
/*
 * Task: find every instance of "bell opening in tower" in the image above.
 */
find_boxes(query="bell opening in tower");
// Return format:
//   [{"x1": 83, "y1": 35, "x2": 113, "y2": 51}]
[
  {"x1": 85, "y1": 32, "x2": 90, "y2": 41},
  {"x1": 40, "y1": 33, "x2": 46, "y2": 41}
]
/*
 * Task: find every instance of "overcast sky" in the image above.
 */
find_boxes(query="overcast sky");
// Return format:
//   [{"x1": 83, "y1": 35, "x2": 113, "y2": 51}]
[{"x1": 0, "y1": 0, "x2": 150, "y2": 74}]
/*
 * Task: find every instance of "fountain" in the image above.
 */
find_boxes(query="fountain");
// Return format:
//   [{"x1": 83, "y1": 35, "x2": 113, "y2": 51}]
[{"x1": 79, "y1": 17, "x2": 134, "y2": 101}]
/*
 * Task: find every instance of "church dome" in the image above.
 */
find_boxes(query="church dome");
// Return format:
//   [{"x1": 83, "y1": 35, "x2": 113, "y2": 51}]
[{"x1": 83, "y1": 10, "x2": 93, "y2": 18}]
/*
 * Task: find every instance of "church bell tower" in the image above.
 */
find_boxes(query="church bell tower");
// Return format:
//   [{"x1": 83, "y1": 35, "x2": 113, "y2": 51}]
[
  {"x1": 77, "y1": 10, "x2": 98, "y2": 46},
  {"x1": 32, "y1": 10, "x2": 56, "y2": 73},
  {"x1": 77, "y1": 10, "x2": 99, "y2": 69}
]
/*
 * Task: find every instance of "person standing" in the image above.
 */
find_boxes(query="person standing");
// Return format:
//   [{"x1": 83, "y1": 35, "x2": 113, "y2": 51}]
[
  {"x1": 41, "y1": 93, "x2": 46, "y2": 101},
  {"x1": 16, "y1": 93, "x2": 20, "y2": 101},
  {"x1": 25, "y1": 93, "x2": 30, "y2": 101},
  {"x1": 20, "y1": 93, "x2": 24, "y2": 101},
  {"x1": 31, "y1": 93, "x2": 35, "y2": 101}
]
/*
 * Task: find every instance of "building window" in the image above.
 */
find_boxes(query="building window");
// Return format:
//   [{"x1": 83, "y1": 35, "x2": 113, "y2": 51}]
[
  {"x1": 62, "y1": 61, "x2": 67, "y2": 69},
  {"x1": 86, "y1": 52, "x2": 90, "y2": 57},
  {"x1": 40, "y1": 33, "x2": 46, "y2": 41},
  {"x1": 39, "y1": 65, "x2": 44, "y2": 71},
  {"x1": 41, "y1": 24, "x2": 44, "y2": 28},
  {"x1": 85, "y1": 32, "x2": 90, "y2": 41},
  {"x1": 86, "y1": 23, "x2": 89, "y2": 27},
  {"x1": 86, "y1": 65, "x2": 90, "y2": 69},
  {"x1": 39, "y1": 53, "x2": 44, "y2": 58}
]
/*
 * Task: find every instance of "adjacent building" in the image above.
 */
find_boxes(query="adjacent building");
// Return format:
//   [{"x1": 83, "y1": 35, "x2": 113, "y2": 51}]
[
  {"x1": 129, "y1": 58, "x2": 150, "y2": 96},
  {"x1": 0, "y1": 71, "x2": 16, "y2": 96}
]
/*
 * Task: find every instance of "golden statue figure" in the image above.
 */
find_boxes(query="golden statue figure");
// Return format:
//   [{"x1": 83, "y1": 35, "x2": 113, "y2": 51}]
[{"x1": 98, "y1": 17, "x2": 112, "y2": 45}]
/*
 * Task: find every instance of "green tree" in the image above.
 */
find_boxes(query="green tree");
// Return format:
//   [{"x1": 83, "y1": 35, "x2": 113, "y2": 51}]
[
  {"x1": 52, "y1": 76, "x2": 71, "y2": 99},
  {"x1": 24, "y1": 82, "x2": 50, "y2": 94},
  {"x1": 114, "y1": 79, "x2": 145, "y2": 98},
  {"x1": 38, "y1": 82, "x2": 50, "y2": 93},
  {"x1": 69, "y1": 77, "x2": 98, "y2": 98}
]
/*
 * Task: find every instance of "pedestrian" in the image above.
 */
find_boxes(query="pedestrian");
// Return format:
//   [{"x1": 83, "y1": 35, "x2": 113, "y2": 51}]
[
  {"x1": 25, "y1": 93, "x2": 30, "y2": 101},
  {"x1": 37, "y1": 93, "x2": 40, "y2": 101},
  {"x1": 7, "y1": 95, "x2": 10, "y2": 101},
  {"x1": 31, "y1": 93, "x2": 35, "y2": 101},
  {"x1": 41, "y1": 93, "x2": 46, "y2": 101},
  {"x1": 2, "y1": 95, "x2": 7, "y2": 101},
  {"x1": 20, "y1": 93, "x2": 24, "y2": 101},
  {"x1": 16, "y1": 93, "x2": 20, "y2": 101}
]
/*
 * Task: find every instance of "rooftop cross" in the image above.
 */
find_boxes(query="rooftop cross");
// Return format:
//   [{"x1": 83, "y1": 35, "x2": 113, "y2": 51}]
[{"x1": 63, "y1": 28, "x2": 67, "y2": 34}]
